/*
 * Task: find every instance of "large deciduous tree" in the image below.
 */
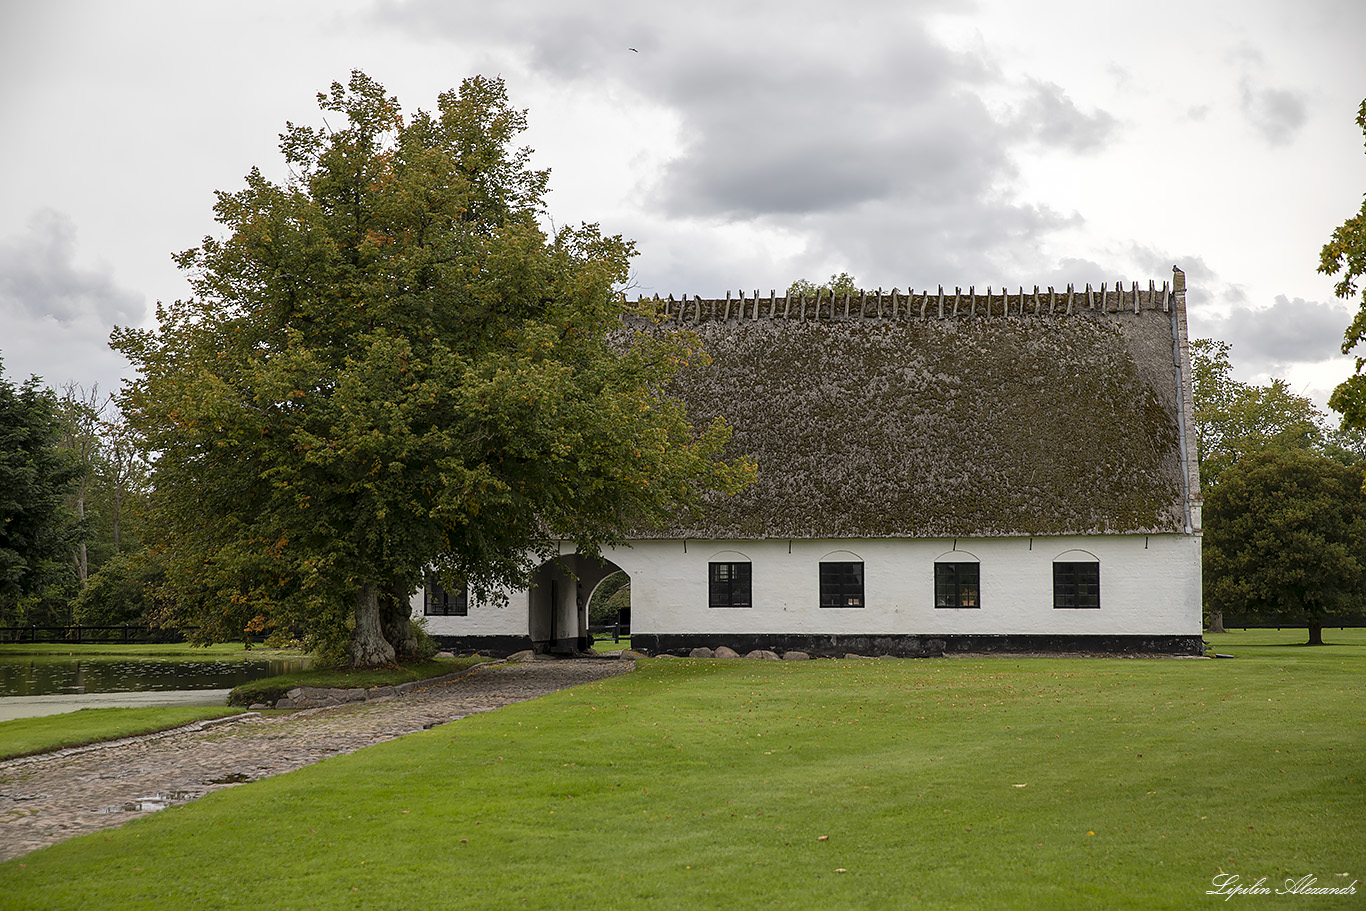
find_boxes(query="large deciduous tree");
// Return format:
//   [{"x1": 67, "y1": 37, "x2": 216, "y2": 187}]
[
  {"x1": 1325, "y1": 99, "x2": 1366, "y2": 426},
  {"x1": 1204, "y1": 448, "x2": 1366, "y2": 645},
  {"x1": 1190, "y1": 338, "x2": 1324, "y2": 488},
  {"x1": 1189, "y1": 338, "x2": 1325, "y2": 632},
  {"x1": 113, "y1": 72, "x2": 752, "y2": 666}
]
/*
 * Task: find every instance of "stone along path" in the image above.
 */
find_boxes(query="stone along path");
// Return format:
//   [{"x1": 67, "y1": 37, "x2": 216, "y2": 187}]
[{"x1": 0, "y1": 657, "x2": 633, "y2": 861}]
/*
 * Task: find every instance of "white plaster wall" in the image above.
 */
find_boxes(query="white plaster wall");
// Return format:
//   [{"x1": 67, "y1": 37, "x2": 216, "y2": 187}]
[
  {"x1": 410, "y1": 550, "x2": 622, "y2": 641},
  {"x1": 410, "y1": 582, "x2": 529, "y2": 638},
  {"x1": 600, "y1": 535, "x2": 1201, "y2": 637}
]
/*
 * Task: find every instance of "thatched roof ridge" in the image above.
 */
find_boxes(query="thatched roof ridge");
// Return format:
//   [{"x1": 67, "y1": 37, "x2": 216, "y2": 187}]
[
  {"x1": 625, "y1": 277, "x2": 1196, "y2": 541},
  {"x1": 636, "y1": 280, "x2": 1173, "y2": 323}
]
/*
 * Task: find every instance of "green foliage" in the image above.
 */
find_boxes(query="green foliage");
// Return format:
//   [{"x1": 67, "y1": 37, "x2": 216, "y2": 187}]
[
  {"x1": 111, "y1": 72, "x2": 752, "y2": 665},
  {"x1": 72, "y1": 551, "x2": 168, "y2": 627},
  {"x1": 406, "y1": 614, "x2": 439, "y2": 661},
  {"x1": 1320, "y1": 422, "x2": 1366, "y2": 466},
  {"x1": 786, "y1": 271, "x2": 859, "y2": 299},
  {"x1": 1203, "y1": 447, "x2": 1366, "y2": 644},
  {"x1": 5, "y1": 648, "x2": 1363, "y2": 908},
  {"x1": 1324, "y1": 100, "x2": 1366, "y2": 426},
  {"x1": 1189, "y1": 338, "x2": 1324, "y2": 488},
  {"x1": 0, "y1": 358, "x2": 80, "y2": 627},
  {"x1": 587, "y1": 570, "x2": 630, "y2": 625}
]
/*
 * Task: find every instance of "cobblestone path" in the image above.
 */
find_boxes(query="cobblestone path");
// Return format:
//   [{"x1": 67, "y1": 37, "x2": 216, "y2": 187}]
[{"x1": 0, "y1": 657, "x2": 633, "y2": 862}]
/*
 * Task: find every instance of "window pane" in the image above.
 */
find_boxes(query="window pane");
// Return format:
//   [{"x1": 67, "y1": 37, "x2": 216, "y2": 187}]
[
  {"x1": 1075, "y1": 563, "x2": 1099, "y2": 609},
  {"x1": 820, "y1": 561, "x2": 864, "y2": 608},
  {"x1": 1054, "y1": 562, "x2": 1099, "y2": 609},
  {"x1": 935, "y1": 563, "x2": 956, "y2": 607},
  {"x1": 935, "y1": 562, "x2": 980, "y2": 608},
  {"x1": 425, "y1": 574, "x2": 468, "y2": 616},
  {"x1": 709, "y1": 562, "x2": 752, "y2": 608},
  {"x1": 958, "y1": 562, "x2": 979, "y2": 607}
]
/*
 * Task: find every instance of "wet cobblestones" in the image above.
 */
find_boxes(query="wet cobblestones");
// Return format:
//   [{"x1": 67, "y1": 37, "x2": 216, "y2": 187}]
[{"x1": 0, "y1": 657, "x2": 632, "y2": 861}]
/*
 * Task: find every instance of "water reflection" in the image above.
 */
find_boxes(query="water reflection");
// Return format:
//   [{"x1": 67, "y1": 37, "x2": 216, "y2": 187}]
[
  {"x1": 0, "y1": 655, "x2": 310, "y2": 697},
  {"x1": 98, "y1": 791, "x2": 199, "y2": 814}
]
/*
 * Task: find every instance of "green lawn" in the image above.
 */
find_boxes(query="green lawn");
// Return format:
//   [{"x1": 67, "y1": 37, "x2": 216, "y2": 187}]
[
  {"x1": 0, "y1": 707, "x2": 247, "y2": 761},
  {"x1": 2, "y1": 631, "x2": 1361, "y2": 910}
]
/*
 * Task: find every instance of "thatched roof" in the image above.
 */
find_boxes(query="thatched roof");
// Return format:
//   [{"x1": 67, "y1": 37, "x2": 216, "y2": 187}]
[{"x1": 627, "y1": 278, "x2": 1199, "y2": 540}]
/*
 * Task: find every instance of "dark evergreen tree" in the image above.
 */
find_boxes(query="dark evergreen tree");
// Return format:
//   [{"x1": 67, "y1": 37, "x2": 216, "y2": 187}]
[
  {"x1": 0, "y1": 358, "x2": 79, "y2": 628},
  {"x1": 1204, "y1": 448, "x2": 1366, "y2": 644}
]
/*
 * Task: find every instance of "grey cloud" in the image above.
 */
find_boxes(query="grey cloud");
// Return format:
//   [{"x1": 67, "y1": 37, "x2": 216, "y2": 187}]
[
  {"x1": 1239, "y1": 78, "x2": 1307, "y2": 147},
  {"x1": 661, "y1": 89, "x2": 1007, "y2": 219},
  {"x1": 1129, "y1": 247, "x2": 1214, "y2": 284},
  {"x1": 371, "y1": 2, "x2": 1025, "y2": 216},
  {"x1": 1010, "y1": 80, "x2": 1118, "y2": 154},
  {"x1": 1027, "y1": 258, "x2": 1118, "y2": 292},
  {"x1": 622, "y1": 195, "x2": 1074, "y2": 300},
  {"x1": 1127, "y1": 247, "x2": 1215, "y2": 303},
  {"x1": 1217, "y1": 295, "x2": 1352, "y2": 367},
  {"x1": 368, "y1": 1, "x2": 1106, "y2": 296},
  {"x1": 0, "y1": 210, "x2": 144, "y2": 328},
  {"x1": 840, "y1": 198, "x2": 1075, "y2": 290},
  {"x1": 0, "y1": 210, "x2": 144, "y2": 391}
]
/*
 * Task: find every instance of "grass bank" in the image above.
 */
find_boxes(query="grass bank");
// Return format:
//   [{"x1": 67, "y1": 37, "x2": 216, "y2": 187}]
[
  {"x1": 3, "y1": 631, "x2": 1362, "y2": 909},
  {"x1": 226, "y1": 655, "x2": 490, "y2": 706},
  {"x1": 0, "y1": 706, "x2": 247, "y2": 762}
]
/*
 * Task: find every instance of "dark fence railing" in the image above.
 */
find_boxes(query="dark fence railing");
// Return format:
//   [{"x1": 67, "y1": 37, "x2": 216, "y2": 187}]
[
  {"x1": 1218, "y1": 614, "x2": 1366, "y2": 630},
  {"x1": 588, "y1": 621, "x2": 630, "y2": 644},
  {"x1": 0, "y1": 624, "x2": 193, "y2": 645}
]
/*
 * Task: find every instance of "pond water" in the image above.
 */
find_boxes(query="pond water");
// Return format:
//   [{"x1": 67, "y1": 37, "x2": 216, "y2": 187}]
[
  {"x1": 0, "y1": 653, "x2": 311, "y2": 721},
  {"x1": 0, "y1": 654, "x2": 310, "y2": 698}
]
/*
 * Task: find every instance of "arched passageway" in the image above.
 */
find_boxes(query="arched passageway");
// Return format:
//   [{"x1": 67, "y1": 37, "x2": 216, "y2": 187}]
[{"x1": 527, "y1": 554, "x2": 625, "y2": 654}]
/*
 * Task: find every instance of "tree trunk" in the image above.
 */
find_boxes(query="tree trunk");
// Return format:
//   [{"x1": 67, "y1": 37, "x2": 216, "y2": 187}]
[
  {"x1": 74, "y1": 487, "x2": 88, "y2": 588},
  {"x1": 1208, "y1": 610, "x2": 1226, "y2": 634},
  {"x1": 350, "y1": 582, "x2": 396, "y2": 667},
  {"x1": 381, "y1": 579, "x2": 418, "y2": 659},
  {"x1": 1307, "y1": 618, "x2": 1324, "y2": 646},
  {"x1": 112, "y1": 482, "x2": 121, "y2": 554}
]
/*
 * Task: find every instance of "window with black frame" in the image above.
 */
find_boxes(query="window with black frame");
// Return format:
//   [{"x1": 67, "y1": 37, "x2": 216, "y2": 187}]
[
  {"x1": 820, "y1": 561, "x2": 864, "y2": 608},
  {"x1": 935, "y1": 562, "x2": 980, "y2": 608},
  {"x1": 1053, "y1": 562, "x2": 1100, "y2": 609},
  {"x1": 709, "y1": 562, "x2": 752, "y2": 608},
  {"x1": 424, "y1": 573, "x2": 468, "y2": 616}
]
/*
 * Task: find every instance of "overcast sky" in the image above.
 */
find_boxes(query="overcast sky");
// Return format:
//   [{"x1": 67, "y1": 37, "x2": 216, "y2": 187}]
[{"x1": 2, "y1": 0, "x2": 1363, "y2": 410}]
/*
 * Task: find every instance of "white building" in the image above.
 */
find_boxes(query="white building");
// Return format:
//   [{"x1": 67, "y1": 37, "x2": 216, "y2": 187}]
[{"x1": 415, "y1": 268, "x2": 1203, "y2": 656}]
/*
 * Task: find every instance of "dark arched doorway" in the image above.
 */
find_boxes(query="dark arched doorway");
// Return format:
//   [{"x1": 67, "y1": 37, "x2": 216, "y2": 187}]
[{"x1": 527, "y1": 554, "x2": 625, "y2": 654}]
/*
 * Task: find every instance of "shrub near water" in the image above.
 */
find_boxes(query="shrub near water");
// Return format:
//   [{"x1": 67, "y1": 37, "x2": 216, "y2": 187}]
[{"x1": 3, "y1": 633, "x2": 1363, "y2": 910}]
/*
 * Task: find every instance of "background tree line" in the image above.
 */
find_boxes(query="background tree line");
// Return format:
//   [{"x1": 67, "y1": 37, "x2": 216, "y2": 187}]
[
  {"x1": 1192, "y1": 338, "x2": 1366, "y2": 642},
  {"x1": 1198, "y1": 98, "x2": 1366, "y2": 645},
  {"x1": 0, "y1": 360, "x2": 155, "y2": 633}
]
